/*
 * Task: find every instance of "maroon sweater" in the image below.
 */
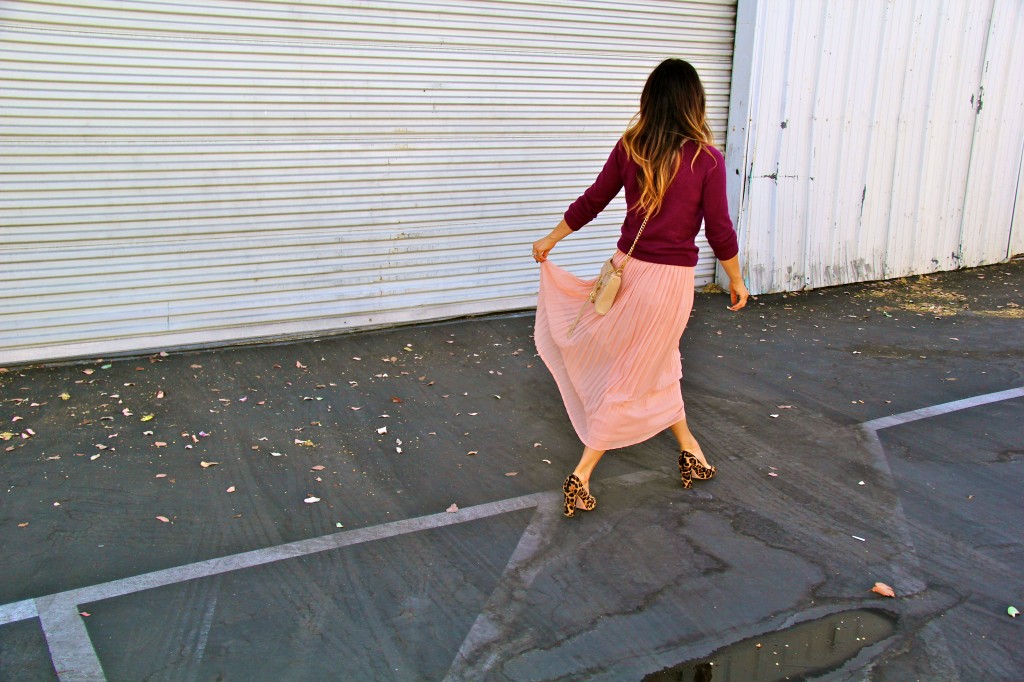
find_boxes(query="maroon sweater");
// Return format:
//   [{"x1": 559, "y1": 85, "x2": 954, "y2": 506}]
[{"x1": 564, "y1": 139, "x2": 739, "y2": 267}]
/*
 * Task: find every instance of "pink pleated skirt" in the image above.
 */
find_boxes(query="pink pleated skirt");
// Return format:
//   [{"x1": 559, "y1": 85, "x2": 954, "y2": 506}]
[{"x1": 535, "y1": 251, "x2": 695, "y2": 451}]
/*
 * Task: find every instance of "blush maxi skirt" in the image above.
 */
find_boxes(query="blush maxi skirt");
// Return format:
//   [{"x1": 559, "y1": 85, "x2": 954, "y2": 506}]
[{"x1": 535, "y1": 252, "x2": 696, "y2": 451}]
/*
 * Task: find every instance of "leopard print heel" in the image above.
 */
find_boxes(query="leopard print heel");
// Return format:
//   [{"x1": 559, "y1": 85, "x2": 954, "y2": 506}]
[
  {"x1": 679, "y1": 451, "x2": 716, "y2": 489},
  {"x1": 562, "y1": 474, "x2": 596, "y2": 518}
]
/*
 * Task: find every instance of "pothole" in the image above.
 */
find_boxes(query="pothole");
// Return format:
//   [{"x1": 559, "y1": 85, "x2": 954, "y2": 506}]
[{"x1": 643, "y1": 608, "x2": 897, "y2": 681}]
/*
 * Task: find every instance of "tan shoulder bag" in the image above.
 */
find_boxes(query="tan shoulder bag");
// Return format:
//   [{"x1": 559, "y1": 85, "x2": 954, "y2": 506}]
[{"x1": 567, "y1": 215, "x2": 650, "y2": 338}]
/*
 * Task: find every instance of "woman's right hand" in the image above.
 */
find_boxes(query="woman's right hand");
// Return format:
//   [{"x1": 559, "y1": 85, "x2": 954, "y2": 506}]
[{"x1": 728, "y1": 278, "x2": 749, "y2": 311}]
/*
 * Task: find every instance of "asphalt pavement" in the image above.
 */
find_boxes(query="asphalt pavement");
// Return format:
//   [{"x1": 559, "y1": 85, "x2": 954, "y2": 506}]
[{"x1": 1, "y1": 260, "x2": 1022, "y2": 681}]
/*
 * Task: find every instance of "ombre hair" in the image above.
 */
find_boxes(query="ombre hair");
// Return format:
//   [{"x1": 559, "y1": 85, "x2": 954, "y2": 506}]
[{"x1": 622, "y1": 58, "x2": 715, "y2": 217}]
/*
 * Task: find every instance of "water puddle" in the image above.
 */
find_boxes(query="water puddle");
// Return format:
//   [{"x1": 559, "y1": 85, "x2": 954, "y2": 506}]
[{"x1": 643, "y1": 608, "x2": 897, "y2": 681}]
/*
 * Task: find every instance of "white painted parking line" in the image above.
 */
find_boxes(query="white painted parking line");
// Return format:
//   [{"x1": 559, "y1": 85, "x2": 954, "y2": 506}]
[
  {"x1": 0, "y1": 598, "x2": 37, "y2": 626},
  {"x1": 855, "y1": 387, "x2": 1023, "y2": 682},
  {"x1": 3, "y1": 490, "x2": 549, "y2": 682},
  {"x1": 4, "y1": 389, "x2": 1020, "y2": 681},
  {"x1": 862, "y1": 387, "x2": 1024, "y2": 432},
  {"x1": 35, "y1": 594, "x2": 105, "y2": 682},
  {"x1": 444, "y1": 469, "x2": 665, "y2": 681}
]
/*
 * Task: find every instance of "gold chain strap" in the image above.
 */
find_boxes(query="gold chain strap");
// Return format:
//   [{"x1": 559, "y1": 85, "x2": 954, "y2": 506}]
[{"x1": 615, "y1": 214, "x2": 649, "y2": 274}]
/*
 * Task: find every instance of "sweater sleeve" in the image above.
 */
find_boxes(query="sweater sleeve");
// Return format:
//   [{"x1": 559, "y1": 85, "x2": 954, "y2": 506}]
[
  {"x1": 563, "y1": 140, "x2": 626, "y2": 231},
  {"x1": 701, "y1": 146, "x2": 739, "y2": 261}
]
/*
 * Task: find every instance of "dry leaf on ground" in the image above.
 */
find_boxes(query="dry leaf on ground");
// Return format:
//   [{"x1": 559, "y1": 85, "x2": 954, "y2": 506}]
[{"x1": 871, "y1": 582, "x2": 896, "y2": 597}]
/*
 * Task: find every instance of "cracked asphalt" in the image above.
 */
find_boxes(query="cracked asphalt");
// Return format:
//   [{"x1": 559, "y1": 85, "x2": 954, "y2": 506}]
[{"x1": 1, "y1": 259, "x2": 1022, "y2": 681}]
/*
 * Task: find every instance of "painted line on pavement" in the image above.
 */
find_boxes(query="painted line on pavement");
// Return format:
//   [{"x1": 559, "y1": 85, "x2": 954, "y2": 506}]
[
  {"x1": 855, "y1": 388, "x2": 1024, "y2": 682},
  {"x1": 0, "y1": 598, "x2": 37, "y2": 626},
  {"x1": 3, "y1": 491, "x2": 546, "y2": 682},
  {"x1": 862, "y1": 387, "x2": 1024, "y2": 432},
  {"x1": 3, "y1": 388, "x2": 1019, "y2": 680}
]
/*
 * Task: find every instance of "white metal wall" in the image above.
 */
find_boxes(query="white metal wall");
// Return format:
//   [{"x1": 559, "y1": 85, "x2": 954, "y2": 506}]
[
  {"x1": 726, "y1": 0, "x2": 1024, "y2": 294},
  {"x1": 0, "y1": 0, "x2": 737, "y2": 365}
]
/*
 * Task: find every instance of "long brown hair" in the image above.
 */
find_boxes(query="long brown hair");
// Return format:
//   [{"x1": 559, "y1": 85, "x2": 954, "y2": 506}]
[{"x1": 622, "y1": 58, "x2": 715, "y2": 217}]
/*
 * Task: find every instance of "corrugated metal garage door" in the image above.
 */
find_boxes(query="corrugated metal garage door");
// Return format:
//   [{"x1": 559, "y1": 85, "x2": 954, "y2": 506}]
[{"x1": 0, "y1": 0, "x2": 737, "y2": 365}]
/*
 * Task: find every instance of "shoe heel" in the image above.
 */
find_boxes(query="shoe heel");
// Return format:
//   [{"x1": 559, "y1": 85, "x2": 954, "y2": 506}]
[
  {"x1": 678, "y1": 450, "x2": 714, "y2": 488},
  {"x1": 678, "y1": 456, "x2": 693, "y2": 489},
  {"x1": 562, "y1": 474, "x2": 596, "y2": 517}
]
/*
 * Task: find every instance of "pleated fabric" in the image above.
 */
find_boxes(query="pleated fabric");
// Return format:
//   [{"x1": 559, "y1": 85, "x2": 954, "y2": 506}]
[{"x1": 535, "y1": 251, "x2": 695, "y2": 451}]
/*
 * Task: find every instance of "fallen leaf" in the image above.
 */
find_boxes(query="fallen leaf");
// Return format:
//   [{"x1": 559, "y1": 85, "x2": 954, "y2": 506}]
[
  {"x1": 200, "y1": 460, "x2": 218, "y2": 468},
  {"x1": 768, "y1": 472, "x2": 778, "y2": 477},
  {"x1": 446, "y1": 503, "x2": 459, "y2": 513},
  {"x1": 871, "y1": 582, "x2": 895, "y2": 598},
  {"x1": 1009, "y1": 606, "x2": 1020, "y2": 618},
  {"x1": 466, "y1": 450, "x2": 478, "y2": 456},
  {"x1": 155, "y1": 473, "x2": 167, "y2": 478},
  {"x1": 769, "y1": 414, "x2": 780, "y2": 419},
  {"x1": 95, "y1": 444, "x2": 108, "y2": 450},
  {"x1": 141, "y1": 414, "x2": 154, "y2": 422},
  {"x1": 311, "y1": 465, "x2": 326, "y2": 471},
  {"x1": 83, "y1": 369, "x2": 95, "y2": 375},
  {"x1": 90, "y1": 454, "x2": 101, "y2": 461},
  {"x1": 295, "y1": 439, "x2": 315, "y2": 447},
  {"x1": 0, "y1": 432, "x2": 14, "y2": 441},
  {"x1": 304, "y1": 496, "x2": 320, "y2": 504},
  {"x1": 18, "y1": 522, "x2": 28, "y2": 528},
  {"x1": 59, "y1": 392, "x2": 70, "y2": 400},
  {"x1": 271, "y1": 451, "x2": 284, "y2": 457},
  {"x1": 296, "y1": 361, "x2": 307, "y2": 369},
  {"x1": 505, "y1": 472, "x2": 518, "y2": 477},
  {"x1": 376, "y1": 426, "x2": 387, "y2": 435},
  {"x1": 226, "y1": 486, "x2": 235, "y2": 493},
  {"x1": 154, "y1": 441, "x2": 167, "y2": 448},
  {"x1": 542, "y1": 459, "x2": 551, "y2": 464},
  {"x1": 391, "y1": 397, "x2": 402, "y2": 403},
  {"x1": 80, "y1": 612, "x2": 91, "y2": 617},
  {"x1": 190, "y1": 364, "x2": 202, "y2": 369},
  {"x1": 156, "y1": 516, "x2": 170, "y2": 523}
]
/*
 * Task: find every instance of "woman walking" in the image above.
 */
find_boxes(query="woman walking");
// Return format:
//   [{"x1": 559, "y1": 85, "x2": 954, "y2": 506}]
[{"x1": 531, "y1": 58, "x2": 749, "y2": 518}]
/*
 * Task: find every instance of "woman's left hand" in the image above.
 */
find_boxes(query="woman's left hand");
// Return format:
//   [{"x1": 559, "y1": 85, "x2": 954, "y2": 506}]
[
  {"x1": 728, "y1": 278, "x2": 749, "y2": 311},
  {"x1": 532, "y1": 236, "x2": 559, "y2": 263}
]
